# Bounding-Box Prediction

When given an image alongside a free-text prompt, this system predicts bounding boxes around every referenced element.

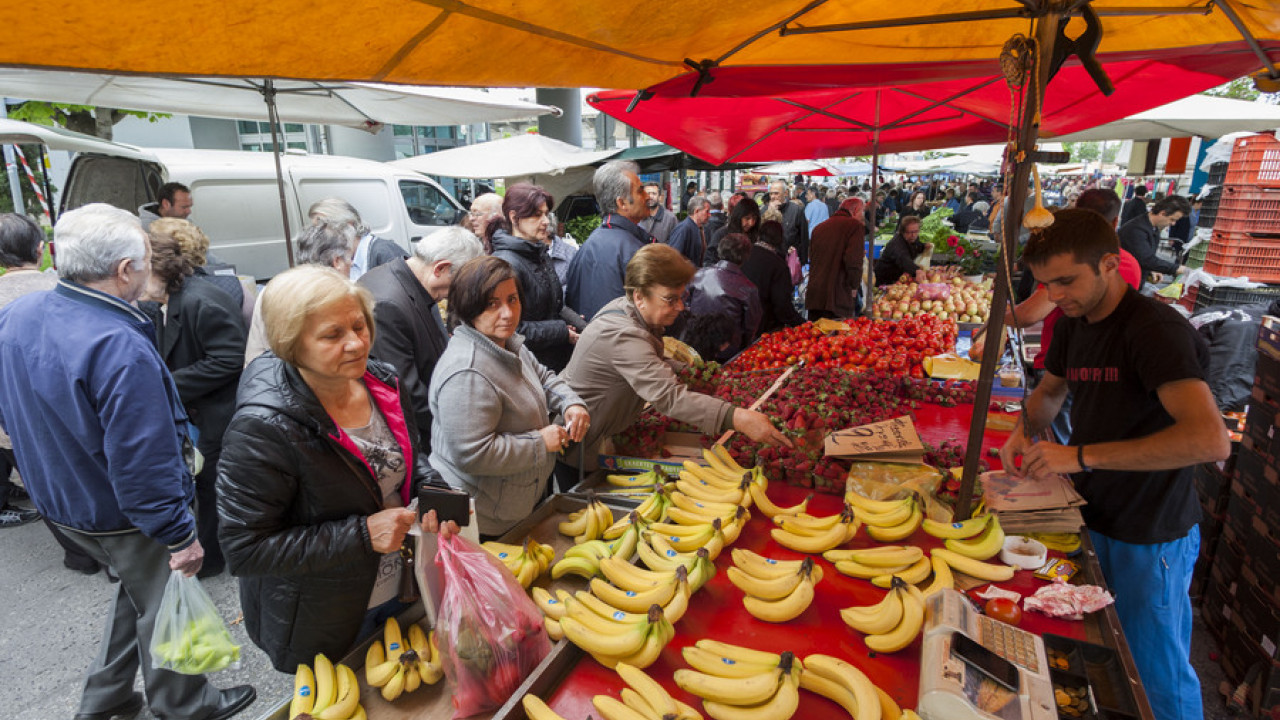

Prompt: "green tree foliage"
[1201,77,1279,104]
[1063,141,1120,164]
[8,101,168,140]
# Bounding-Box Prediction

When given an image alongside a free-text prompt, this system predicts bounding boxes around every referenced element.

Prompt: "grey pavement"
[0,514,290,720]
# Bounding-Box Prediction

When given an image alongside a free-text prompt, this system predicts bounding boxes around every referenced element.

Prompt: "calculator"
[918,589,1057,720]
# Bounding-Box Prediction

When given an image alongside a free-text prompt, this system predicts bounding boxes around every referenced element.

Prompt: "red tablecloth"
[546,402,1083,717]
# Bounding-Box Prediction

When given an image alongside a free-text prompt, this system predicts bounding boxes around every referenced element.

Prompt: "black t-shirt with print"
[1046,286,1209,544]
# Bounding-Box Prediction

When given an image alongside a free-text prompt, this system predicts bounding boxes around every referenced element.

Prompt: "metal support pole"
[954,10,1060,520]
[263,80,296,268]
[866,149,880,315]
[1,101,25,215]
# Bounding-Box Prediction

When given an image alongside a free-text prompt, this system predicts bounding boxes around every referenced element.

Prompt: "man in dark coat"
[703,191,728,262]
[359,226,484,451]
[667,196,710,267]
[806,197,866,319]
[1120,184,1149,226]
[768,180,810,264]
[565,161,653,321]
[1118,194,1190,288]
[742,221,806,335]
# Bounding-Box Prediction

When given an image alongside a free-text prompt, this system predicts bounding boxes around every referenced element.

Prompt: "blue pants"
[1089,527,1201,720]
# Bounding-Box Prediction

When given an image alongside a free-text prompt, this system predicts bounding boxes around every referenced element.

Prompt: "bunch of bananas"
[769,505,860,554]
[675,641,801,720]
[839,577,926,654]
[482,537,556,588]
[667,493,750,543]
[363,618,442,702]
[596,661,704,720]
[289,654,365,720]
[930,548,1016,582]
[636,537,717,591]
[728,552,822,623]
[796,653,884,720]
[530,586,572,640]
[606,466,670,489]
[559,603,674,669]
[847,492,923,543]
[558,494,615,543]
[930,514,1005,561]
[826,546,956,598]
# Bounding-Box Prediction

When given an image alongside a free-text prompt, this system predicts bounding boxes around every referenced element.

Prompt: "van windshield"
[399,180,462,227]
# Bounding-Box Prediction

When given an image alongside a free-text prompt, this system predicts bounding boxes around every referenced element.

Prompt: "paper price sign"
[824,415,925,463]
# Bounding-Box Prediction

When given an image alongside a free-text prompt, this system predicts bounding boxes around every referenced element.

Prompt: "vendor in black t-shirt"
[999,209,1230,720]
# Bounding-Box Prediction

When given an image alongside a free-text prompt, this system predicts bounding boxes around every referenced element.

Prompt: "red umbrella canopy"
[588,44,1269,164]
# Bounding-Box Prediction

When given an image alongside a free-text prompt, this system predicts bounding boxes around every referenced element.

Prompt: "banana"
[637,533,697,573]
[681,646,776,679]
[544,616,565,641]
[876,688,902,720]
[601,613,672,669]
[732,548,807,578]
[565,538,613,561]
[315,664,361,719]
[803,654,882,720]
[686,547,717,592]
[682,464,744,491]
[694,640,787,671]
[522,694,569,720]
[840,585,905,635]
[919,553,955,598]
[561,613,651,658]
[650,520,717,539]
[600,555,673,590]
[635,486,671,524]
[850,499,914,528]
[675,477,746,505]
[516,555,539,588]
[747,482,811,518]
[729,557,814,600]
[930,548,1016,582]
[288,662,315,720]
[922,513,991,540]
[590,575,678,613]
[842,545,925,567]
[770,514,857,554]
[403,662,422,695]
[901,712,923,720]
[557,508,590,537]
[662,568,691,624]
[364,655,401,688]
[720,506,751,545]
[349,705,368,720]
[701,661,799,720]
[775,508,846,531]
[383,617,404,658]
[650,521,716,552]
[418,630,443,685]
[379,664,405,702]
[865,502,922,543]
[710,444,751,476]
[773,516,836,537]
[620,688,659,720]
[798,669,861,718]
[675,666,783,705]
[551,554,602,580]
[666,504,733,527]
[311,653,336,715]
[608,470,659,488]
[571,591,649,625]
[608,525,641,564]
[845,491,912,514]
[531,586,568,620]
[743,574,815,623]
[943,515,1005,560]
[617,661,679,720]
[594,694,654,720]
[833,559,911,580]
[670,490,739,516]
[605,509,648,541]
[864,578,925,654]
[871,555,932,588]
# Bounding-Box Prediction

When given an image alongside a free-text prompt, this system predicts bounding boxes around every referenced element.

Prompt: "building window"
[237,121,315,153]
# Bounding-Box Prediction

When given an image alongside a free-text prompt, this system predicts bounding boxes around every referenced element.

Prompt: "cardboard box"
[1194,461,1231,515]
[1213,526,1246,596]
[1226,478,1264,536]
[1232,574,1280,660]
[1245,386,1279,463]
[1221,614,1271,684]
[1259,353,1280,398]
[1204,576,1234,641]
[597,431,705,473]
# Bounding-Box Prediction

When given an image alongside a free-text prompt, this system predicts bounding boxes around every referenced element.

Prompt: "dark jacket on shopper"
[217,354,447,672]
[806,206,864,316]
[666,217,706,268]
[682,262,763,362]
[359,257,450,451]
[1121,196,1148,226]
[491,230,575,371]
[140,277,246,456]
[781,200,810,264]
[1118,213,1179,281]
[564,213,651,322]
[875,235,926,287]
[741,242,805,334]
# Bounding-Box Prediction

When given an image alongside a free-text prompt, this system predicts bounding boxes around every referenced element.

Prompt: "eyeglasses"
[655,293,683,307]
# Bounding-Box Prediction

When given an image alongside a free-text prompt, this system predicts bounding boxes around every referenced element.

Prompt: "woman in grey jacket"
[428,256,589,538]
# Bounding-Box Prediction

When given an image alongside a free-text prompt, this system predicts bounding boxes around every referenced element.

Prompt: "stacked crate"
[1203,317,1280,717]
[1201,134,1280,285]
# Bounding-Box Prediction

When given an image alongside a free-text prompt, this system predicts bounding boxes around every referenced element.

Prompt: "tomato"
[984,597,1023,626]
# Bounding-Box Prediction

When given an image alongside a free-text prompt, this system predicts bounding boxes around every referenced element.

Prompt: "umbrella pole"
[953,10,1059,520]
[263,79,296,268]
[865,148,879,316]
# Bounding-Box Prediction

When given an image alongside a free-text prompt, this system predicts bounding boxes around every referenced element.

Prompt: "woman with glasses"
[554,244,790,490]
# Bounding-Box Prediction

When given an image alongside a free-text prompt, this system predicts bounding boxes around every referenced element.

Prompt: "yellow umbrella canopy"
[6,1,1278,88]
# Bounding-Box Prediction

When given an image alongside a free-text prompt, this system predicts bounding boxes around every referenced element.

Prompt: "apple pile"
[873,271,994,324]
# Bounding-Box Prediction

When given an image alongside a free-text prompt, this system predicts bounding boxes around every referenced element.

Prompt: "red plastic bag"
[787,247,803,286]
[435,532,550,718]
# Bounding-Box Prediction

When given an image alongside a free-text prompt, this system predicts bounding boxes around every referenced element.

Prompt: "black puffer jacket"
[491,230,574,370]
[216,353,445,672]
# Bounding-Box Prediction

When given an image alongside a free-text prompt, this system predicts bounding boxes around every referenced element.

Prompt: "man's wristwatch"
[1077,444,1092,473]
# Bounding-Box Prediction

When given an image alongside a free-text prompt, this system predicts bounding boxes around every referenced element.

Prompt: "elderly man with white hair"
[309,197,407,281]
[359,226,485,452]
[0,204,257,720]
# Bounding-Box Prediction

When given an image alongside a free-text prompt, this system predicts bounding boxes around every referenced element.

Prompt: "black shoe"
[64,557,102,575]
[0,503,40,528]
[72,691,144,720]
[205,685,256,720]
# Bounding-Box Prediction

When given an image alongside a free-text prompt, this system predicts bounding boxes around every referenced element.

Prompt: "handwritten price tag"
[824,415,924,463]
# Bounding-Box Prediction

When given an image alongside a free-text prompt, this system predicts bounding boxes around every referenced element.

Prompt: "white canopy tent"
[390,133,621,204]
[1048,95,1280,142]
[0,68,557,132]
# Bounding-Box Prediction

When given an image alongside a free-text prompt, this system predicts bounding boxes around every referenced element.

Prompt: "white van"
[58,147,465,279]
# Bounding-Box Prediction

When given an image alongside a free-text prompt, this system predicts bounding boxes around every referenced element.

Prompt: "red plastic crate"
[1225,133,1280,189]
[1204,241,1280,283]
[1215,185,1280,235]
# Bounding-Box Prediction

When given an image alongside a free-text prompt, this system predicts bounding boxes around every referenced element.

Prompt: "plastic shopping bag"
[435,532,550,718]
[150,570,241,674]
